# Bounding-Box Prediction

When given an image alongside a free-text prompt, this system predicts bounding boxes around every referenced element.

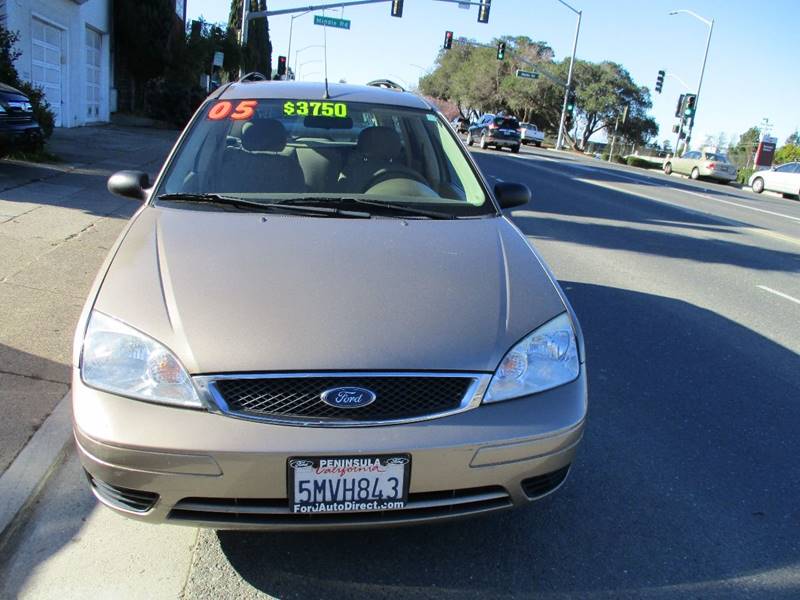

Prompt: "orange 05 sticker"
[208,100,257,121]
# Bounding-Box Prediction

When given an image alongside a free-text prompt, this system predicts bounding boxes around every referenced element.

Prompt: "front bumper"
[0,122,43,147]
[73,371,587,530]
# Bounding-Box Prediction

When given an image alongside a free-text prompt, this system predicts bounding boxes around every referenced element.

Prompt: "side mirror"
[494,182,531,209]
[108,170,151,201]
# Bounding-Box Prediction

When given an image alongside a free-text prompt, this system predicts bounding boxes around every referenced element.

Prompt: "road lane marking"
[757,285,800,306]
[671,188,800,224]
[574,178,746,227]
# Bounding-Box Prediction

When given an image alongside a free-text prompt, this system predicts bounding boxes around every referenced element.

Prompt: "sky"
[187,0,799,149]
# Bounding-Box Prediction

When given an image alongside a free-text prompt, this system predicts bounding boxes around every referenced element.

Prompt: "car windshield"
[494,117,519,129]
[156,98,493,217]
[703,152,729,162]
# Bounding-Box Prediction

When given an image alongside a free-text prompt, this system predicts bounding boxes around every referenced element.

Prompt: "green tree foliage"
[785,130,799,146]
[727,126,760,169]
[419,39,656,149]
[0,25,55,140]
[228,0,272,78]
[774,144,800,164]
[115,0,177,85]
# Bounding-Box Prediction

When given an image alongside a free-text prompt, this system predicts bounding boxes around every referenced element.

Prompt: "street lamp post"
[298,59,323,80]
[294,45,324,78]
[555,0,582,151]
[669,9,714,153]
[286,10,313,80]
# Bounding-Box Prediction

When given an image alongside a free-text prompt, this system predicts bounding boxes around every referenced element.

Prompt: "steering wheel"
[362,166,430,193]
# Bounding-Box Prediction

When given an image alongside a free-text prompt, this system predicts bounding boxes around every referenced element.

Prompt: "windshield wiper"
[156,193,371,218]
[278,197,457,220]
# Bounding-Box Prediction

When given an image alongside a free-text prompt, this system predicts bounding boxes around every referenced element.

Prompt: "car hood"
[93,208,567,374]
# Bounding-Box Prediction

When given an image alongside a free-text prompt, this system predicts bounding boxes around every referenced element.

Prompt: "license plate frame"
[287,454,411,514]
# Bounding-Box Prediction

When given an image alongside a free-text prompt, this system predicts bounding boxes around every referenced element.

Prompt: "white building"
[0,0,111,127]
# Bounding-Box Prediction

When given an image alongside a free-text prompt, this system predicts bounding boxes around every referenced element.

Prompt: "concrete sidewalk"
[0,448,198,600]
[0,124,177,476]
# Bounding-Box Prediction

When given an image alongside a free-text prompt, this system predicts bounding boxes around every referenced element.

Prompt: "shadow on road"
[215,282,800,599]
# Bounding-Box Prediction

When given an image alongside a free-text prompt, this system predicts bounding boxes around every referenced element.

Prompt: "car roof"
[215,81,434,111]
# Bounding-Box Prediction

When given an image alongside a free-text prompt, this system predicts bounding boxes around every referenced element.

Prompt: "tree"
[786,130,799,146]
[774,144,800,164]
[114,0,178,109]
[662,139,672,153]
[727,126,760,168]
[419,38,656,149]
[228,0,272,78]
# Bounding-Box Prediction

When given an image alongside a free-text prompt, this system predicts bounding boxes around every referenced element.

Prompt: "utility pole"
[556,1,581,151]
[669,10,714,152]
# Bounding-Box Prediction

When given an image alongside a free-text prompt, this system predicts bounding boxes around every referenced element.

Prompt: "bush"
[14,81,54,139]
[626,156,655,169]
[0,25,56,143]
[144,77,206,127]
[737,167,754,185]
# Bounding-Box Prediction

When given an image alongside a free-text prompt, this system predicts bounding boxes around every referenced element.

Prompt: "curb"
[0,391,72,546]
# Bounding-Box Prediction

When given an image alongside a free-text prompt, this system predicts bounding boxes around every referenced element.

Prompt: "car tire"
[480,135,487,150]
[466,133,474,147]
[664,162,672,175]
[751,177,764,193]
[690,167,700,180]
[535,141,542,147]
[511,145,520,153]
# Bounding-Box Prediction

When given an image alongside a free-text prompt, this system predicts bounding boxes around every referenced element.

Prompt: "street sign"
[313,15,351,29]
[458,1,470,7]
[516,69,539,80]
[212,52,224,67]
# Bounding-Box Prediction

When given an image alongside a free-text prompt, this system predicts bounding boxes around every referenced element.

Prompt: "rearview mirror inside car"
[494,182,531,209]
[108,170,151,201]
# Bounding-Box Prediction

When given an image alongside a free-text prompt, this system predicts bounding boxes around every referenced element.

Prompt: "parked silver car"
[664,150,737,183]
[73,81,587,529]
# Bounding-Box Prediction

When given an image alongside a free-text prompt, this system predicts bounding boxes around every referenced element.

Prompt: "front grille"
[168,486,511,526]
[520,466,571,499]
[211,375,475,423]
[86,471,159,513]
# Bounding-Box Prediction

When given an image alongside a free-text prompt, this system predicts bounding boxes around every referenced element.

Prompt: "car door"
[767,163,796,193]
[672,151,691,174]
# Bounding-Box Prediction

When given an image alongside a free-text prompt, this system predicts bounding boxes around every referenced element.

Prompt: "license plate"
[288,455,410,514]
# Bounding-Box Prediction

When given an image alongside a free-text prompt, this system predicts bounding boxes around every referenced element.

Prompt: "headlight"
[484,313,580,403]
[80,311,201,408]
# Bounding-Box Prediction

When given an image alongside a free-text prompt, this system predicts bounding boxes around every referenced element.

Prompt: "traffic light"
[390,0,403,17]
[655,69,665,94]
[277,56,287,77]
[496,42,506,60]
[566,89,576,113]
[443,30,453,50]
[684,93,697,118]
[675,93,686,118]
[477,0,491,24]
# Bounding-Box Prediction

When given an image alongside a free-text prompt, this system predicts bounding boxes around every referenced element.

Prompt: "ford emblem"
[320,387,377,409]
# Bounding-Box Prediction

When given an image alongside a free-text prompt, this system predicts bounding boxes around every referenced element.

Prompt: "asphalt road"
[2,146,799,599]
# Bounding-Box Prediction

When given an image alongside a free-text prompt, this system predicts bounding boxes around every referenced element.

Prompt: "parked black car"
[0,83,43,156]
[467,114,521,153]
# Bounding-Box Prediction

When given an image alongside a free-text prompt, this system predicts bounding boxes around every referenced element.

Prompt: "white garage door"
[85,28,101,121]
[31,19,63,127]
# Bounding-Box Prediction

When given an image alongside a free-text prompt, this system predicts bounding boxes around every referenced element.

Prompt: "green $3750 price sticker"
[283,100,348,118]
